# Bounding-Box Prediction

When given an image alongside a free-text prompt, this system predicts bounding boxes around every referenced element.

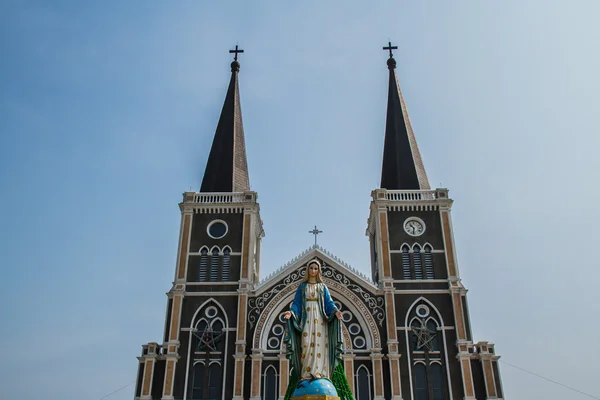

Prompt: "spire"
[380,42,430,190]
[200,45,250,193]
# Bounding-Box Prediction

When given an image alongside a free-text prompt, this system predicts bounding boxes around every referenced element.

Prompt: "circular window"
[348,323,361,335]
[205,306,218,318]
[353,336,366,349]
[272,324,284,336]
[279,312,288,323]
[416,305,430,318]
[207,220,228,239]
[342,311,353,323]
[268,337,280,349]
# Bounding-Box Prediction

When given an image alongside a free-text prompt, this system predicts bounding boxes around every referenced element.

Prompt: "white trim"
[207,219,229,239]
[262,364,279,400]
[390,249,444,253]
[356,364,372,400]
[394,290,450,294]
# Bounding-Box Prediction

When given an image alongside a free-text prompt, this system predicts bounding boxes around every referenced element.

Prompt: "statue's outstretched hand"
[335,310,343,320]
[284,311,292,320]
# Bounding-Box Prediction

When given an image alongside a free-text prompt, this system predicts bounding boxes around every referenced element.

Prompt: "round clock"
[404,217,425,236]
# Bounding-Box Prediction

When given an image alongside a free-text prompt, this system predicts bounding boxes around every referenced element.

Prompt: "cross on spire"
[309,225,323,246]
[229,44,244,61]
[383,41,398,58]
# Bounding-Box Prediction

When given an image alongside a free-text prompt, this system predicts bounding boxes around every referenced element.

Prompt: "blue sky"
[1,1,599,399]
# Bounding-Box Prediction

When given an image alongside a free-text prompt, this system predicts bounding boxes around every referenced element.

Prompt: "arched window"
[402,245,411,280]
[430,363,445,400]
[263,366,278,400]
[222,248,231,281]
[413,245,423,280]
[424,245,434,279]
[427,319,440,352]
[199,248,208,281]
[208,362,222,399]
[356,365,371,400]
[192,363,205,399]
[209,248,219,282]
[414,363,428,400]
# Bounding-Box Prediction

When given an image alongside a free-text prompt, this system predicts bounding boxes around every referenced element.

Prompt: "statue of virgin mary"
[283,259,353,400]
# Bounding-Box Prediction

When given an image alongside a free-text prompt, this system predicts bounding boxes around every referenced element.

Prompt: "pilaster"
[477,341,499,399]
[279,352,289,400]
[250,349,264,400]
[161,284,184,400]
[137,342,159,400]
[370,349,385,400]
[457,342,476,400]
[343,353,355,395]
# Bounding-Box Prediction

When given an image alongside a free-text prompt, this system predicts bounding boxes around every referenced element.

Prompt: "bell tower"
[367,43,504,400]
[134,47,264,400]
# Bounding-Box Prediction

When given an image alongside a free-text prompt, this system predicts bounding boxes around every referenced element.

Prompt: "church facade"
[133,47,504,400]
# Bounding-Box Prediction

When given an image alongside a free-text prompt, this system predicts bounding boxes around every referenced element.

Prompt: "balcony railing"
[183,191,258,204]
[372,189,447,202]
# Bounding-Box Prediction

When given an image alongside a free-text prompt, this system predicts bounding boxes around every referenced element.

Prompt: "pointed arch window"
[199,248,208,281]
[409,307,448,400]
[413,245,423,280]
[414,363,428,400]
[209,248,219,282]
[402,245,411,280]
[356,365,372,400]
[430,363,445,400]
[191,304,227,400]
[192,363,205,399]
[424,245,434,279]
[263,365,278,400]
[222,248,231,281]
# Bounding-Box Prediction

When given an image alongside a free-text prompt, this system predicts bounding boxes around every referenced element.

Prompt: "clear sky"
[1,1,599,399]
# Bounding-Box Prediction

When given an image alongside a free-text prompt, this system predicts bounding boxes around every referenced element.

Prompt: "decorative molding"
[257,244,374,287]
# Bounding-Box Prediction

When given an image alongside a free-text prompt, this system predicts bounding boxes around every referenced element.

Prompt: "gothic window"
[191,362,222,399]
[402,245,411,280]
[263,365,278,400]
[413,245,423,279]
[209,248,219,282]
[208,362,222,399]
[191,363,205,399]
[199,248,208,281]
[409,304,448,400]
[222,248,230,281]
[356,365,372,400]
[424,245,434,279]
[402,244,435,280]
[430,363,445,400]
[191,303,227,400]
[414,363,428,400]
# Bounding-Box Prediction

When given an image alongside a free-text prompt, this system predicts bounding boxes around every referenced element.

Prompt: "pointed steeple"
[380,42,430,190]
[200,46,250,193]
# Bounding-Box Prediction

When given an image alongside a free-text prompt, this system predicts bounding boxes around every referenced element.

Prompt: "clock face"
[404,218,425,236]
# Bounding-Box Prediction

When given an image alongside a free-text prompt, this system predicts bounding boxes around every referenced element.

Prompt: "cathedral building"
[133,45,504,400]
